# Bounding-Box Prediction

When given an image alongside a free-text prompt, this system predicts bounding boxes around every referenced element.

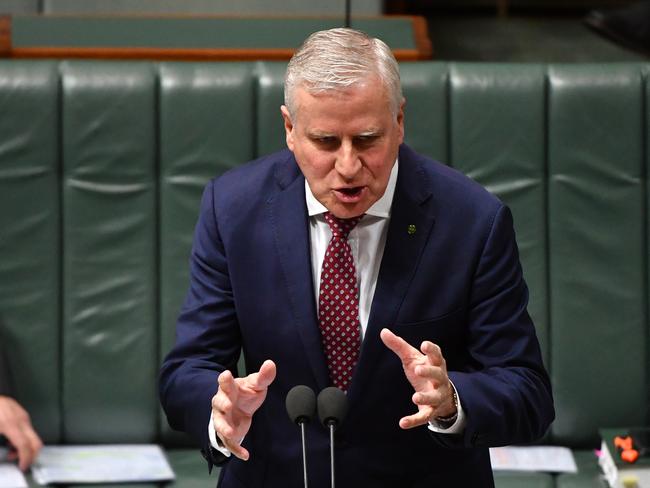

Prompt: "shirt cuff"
[427,381,466,434]
[208,415,232,458]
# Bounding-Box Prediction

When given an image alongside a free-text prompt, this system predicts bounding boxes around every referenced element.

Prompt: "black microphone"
[317,387,349,488]
[286,385,317,488]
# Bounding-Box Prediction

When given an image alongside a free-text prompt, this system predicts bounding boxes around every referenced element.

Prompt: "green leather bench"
[0,60,648,487]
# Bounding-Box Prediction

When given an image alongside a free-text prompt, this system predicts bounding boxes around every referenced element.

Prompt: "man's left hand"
[380,328,456,429]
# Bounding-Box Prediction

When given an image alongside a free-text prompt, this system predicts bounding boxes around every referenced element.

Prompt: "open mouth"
[334,186,365,203]
[338,187,363,197]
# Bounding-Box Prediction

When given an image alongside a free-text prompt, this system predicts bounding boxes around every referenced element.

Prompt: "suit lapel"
[268,156,330,390]
[347,147,437,403]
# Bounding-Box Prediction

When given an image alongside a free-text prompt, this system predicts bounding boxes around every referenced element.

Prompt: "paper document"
[490,445,578,473]
[0,448,27,488]
[0,465,28,488]
[31,445,175,484]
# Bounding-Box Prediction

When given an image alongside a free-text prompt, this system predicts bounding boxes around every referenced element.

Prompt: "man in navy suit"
[160,28,554,487]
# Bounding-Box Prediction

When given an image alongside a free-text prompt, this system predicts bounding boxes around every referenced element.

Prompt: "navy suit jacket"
[159,144,554,487]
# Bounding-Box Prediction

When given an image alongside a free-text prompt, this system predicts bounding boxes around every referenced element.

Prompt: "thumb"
[248,360,276,390]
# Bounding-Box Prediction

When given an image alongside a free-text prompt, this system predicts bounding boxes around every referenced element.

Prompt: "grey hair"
[284,28,403,118]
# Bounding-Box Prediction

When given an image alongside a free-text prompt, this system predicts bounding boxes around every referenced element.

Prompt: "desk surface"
[1,15,432,61]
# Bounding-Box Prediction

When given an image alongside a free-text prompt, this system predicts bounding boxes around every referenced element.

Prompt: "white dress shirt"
[210,159,464,455]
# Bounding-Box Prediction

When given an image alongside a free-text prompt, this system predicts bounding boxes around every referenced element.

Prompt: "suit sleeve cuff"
[208,415,232,458]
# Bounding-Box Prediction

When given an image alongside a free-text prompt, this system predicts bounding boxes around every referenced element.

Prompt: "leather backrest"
[158,62,256,445]
[60,62,158,442]
[0,61,61,442]
[547,65,647,446]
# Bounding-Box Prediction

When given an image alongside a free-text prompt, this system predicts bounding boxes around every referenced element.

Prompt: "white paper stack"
[31,445,175,485]
[0,465,28,488]
[490,445,578,473]
[0,448,27,488]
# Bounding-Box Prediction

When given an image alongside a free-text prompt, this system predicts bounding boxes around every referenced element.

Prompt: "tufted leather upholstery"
[1,60,647,487]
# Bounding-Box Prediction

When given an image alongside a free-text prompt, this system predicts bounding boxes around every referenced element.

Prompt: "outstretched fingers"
[399,407,434,430]
[380,328,420,363]
[246,360,277,391]
[220,433,250,461]
[217,369,236,394]
[211,360,278,461]
[421,341,443,367]
[380,329,454,430]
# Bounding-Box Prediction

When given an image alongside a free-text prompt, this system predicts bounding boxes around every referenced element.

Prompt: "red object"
[621,449,639,463]
[615,435,640,464]
[319,212,363,392]
[615,436,634,451]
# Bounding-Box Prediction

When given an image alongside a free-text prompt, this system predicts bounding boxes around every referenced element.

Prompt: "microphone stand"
[317,387,347,488]
[286,384,316,488]
[301,422,309,488]
[328,422,336,488]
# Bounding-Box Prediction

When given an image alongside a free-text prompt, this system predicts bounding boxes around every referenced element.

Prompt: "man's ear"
[396,98,406,144]
[280,105,295,151]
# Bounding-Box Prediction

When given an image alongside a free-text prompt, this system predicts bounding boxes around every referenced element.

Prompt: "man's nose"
[334,142,362,179]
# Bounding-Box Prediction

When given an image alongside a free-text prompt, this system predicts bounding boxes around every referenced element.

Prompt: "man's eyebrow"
[307,130,337,138]
[357,129,383,137]
[306,129,383,138]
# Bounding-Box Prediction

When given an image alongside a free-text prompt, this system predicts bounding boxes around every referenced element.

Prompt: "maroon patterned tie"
[318,212,363,392]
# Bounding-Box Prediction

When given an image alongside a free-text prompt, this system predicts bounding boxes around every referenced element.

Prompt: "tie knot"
[324,212,362,239]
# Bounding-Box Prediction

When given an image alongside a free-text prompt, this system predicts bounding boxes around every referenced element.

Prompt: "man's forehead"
[292,83,392,121]
[296,77,388,104]
[298,72,383,94]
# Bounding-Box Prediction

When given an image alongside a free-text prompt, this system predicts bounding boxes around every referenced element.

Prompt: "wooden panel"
[0,15,11,56]
[2,14,432,61]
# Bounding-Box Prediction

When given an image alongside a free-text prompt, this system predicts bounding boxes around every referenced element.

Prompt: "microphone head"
[286,385,317,425]
[317,387,348,428]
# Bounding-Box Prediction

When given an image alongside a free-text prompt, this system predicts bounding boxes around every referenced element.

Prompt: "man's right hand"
[0,395,43,471]
[211,359,276,461]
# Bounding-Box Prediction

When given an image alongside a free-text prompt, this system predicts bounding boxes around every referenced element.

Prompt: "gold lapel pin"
[407,224,416,235]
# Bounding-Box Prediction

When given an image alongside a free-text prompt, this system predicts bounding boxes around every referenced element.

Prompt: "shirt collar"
[304,159,399,218]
